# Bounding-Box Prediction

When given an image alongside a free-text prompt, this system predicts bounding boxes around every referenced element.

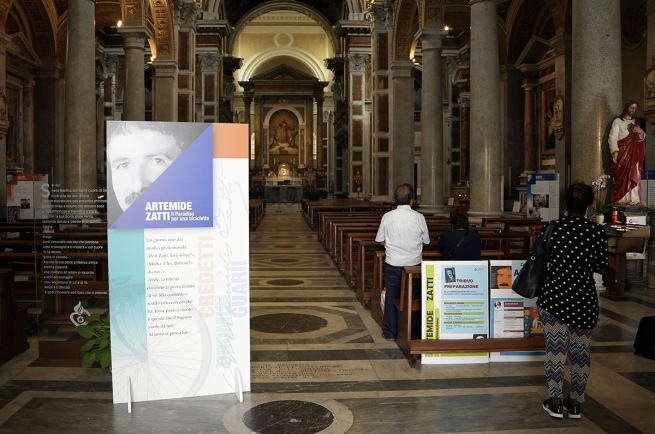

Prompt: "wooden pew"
[369,249,504,324]
[0,268,30,364]
[395,266,545,367]
[249,199,266,231]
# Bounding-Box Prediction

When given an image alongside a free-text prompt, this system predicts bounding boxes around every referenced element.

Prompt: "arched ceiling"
[225,0,343,24]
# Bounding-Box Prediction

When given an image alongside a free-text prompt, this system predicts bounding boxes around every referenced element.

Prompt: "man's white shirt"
[375,205,430,266]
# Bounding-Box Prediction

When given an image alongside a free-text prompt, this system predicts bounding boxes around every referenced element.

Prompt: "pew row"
[394,266,545,367]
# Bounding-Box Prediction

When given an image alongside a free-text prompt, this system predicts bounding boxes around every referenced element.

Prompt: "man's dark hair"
[621,100,638,119]
[107,121,188,151]
[393,183,414,205]
[565,182,594,215]
[450,213,470,230]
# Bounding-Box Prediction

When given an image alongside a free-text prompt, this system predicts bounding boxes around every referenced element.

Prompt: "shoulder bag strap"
[543,221,555,253]
[445,231,469,260]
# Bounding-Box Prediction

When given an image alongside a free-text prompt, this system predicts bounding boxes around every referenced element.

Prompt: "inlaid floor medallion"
[267,279,304,286]
[242,400,334,434]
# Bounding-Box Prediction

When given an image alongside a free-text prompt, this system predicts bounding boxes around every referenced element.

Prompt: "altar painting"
[269,110,299,155]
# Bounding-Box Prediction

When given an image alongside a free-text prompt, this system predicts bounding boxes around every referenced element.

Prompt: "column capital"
[103,53,118,73]
[243,95,253,105]
[151,60,178,78]
[549,32,572,57]
[197,52,221,71]
[389,60,414,78]
[347,53,370,71]
[459,92,470,108]
[414,27,448,51]
[365,0,393,30]
[315,96,325,105]
[254,95,263,103]
[118,26,152,49]
[174,0,201,29]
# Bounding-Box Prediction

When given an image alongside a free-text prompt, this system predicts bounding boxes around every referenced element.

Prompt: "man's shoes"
[563,399,581,419]
[543,398,563,419]
[381,333,396,341]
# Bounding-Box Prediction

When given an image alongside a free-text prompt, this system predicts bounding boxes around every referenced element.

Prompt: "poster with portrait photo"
[106,121,213,228]
[107,123,252,404]
[422,261,489,365]
[527,173,559,221]
[489,260,545,362]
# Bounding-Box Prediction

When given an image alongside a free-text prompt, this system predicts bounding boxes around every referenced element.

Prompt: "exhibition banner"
[6,174,51,221]
[527,173,559,221]
[421,261,489,365]
[107,122,250,404]
[489,260,545,362]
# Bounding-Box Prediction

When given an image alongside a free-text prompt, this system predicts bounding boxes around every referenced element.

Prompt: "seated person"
[436,213,482,260]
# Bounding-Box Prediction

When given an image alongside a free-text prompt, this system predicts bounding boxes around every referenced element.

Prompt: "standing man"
[609,100,646,204]
[376,184,430,341]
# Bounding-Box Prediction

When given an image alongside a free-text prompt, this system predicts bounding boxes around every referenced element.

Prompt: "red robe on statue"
[610,119,645,203]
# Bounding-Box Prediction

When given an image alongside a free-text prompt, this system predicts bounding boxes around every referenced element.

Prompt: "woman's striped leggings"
[538,307,593,402]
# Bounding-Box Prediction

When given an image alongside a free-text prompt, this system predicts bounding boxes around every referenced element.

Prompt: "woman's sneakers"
[543,398,563,418]
[563,399,582,419]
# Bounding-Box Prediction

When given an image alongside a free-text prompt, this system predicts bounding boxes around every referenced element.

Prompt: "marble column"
[63,0,96,190]
[571,0,621,186]
[416,27,447,212]
[34,64,63,179]
[305,96,313,168]
[119,27,151,121]
[550,33,571,213]
[254,96,263,169]
[22,79,34,173]
[645,0,655,171]
[151,60,177,121]
[390,60,415,188]
[459,92,470,182]
[316,96,325,172]
[500,65,524,202]
[243,96,252,165]
[521,74,538,174]
[0,32,10,216]
[468,0,502,218]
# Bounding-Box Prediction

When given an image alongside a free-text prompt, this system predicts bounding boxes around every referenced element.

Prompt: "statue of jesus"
[609,100,646,204]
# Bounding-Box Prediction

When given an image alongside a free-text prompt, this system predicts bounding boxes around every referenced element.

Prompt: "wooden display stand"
[603,224,650,301]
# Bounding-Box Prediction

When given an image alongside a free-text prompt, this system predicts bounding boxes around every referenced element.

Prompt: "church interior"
[1,0,655,433]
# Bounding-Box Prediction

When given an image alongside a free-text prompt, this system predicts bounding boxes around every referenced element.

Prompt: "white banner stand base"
[127,376,132,413]
[233,367,243,402]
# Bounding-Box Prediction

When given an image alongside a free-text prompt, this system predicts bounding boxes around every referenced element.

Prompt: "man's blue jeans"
[383,264,421,340]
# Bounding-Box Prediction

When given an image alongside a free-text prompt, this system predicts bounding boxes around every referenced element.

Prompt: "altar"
[265,185,303,203]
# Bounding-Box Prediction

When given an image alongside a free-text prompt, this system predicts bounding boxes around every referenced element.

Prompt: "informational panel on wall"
[421,261,489,365]
[107,122,250,404]
[527,173,559,221]
[489,260,545,362]
[6,174,51,221]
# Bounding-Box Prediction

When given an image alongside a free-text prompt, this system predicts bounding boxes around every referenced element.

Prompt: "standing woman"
[538,182,608,419]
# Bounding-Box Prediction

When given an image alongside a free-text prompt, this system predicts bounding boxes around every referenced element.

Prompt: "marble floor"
[2,205,655,433]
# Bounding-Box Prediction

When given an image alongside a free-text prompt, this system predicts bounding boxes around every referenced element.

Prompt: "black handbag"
[512,221,555,299]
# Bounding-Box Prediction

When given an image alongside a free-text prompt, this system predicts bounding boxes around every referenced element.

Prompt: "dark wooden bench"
[0,268,30,364]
